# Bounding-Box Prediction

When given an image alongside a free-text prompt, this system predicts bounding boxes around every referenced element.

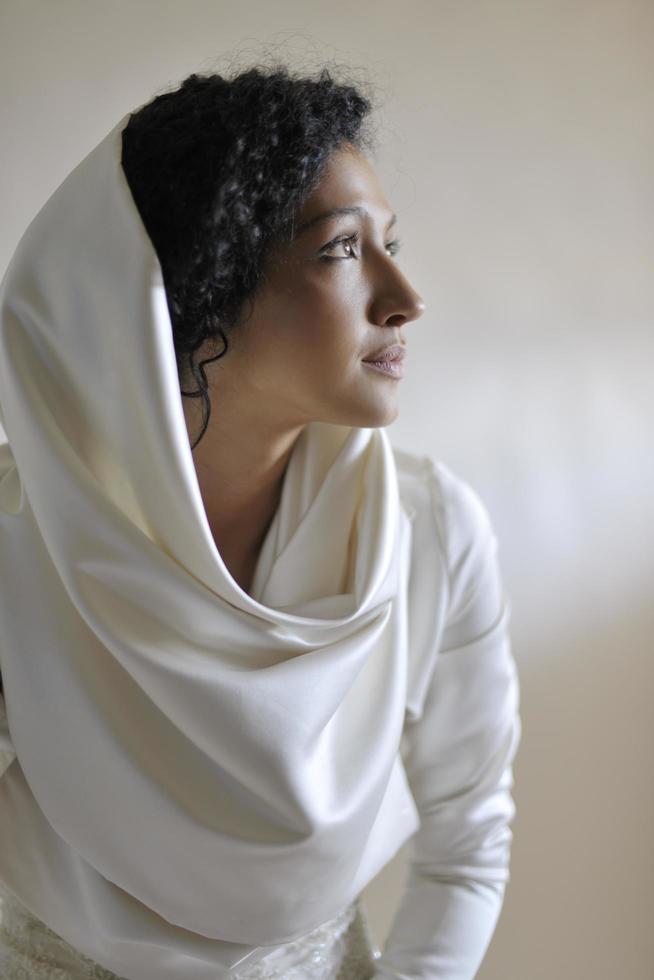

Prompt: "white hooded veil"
[0,112,421,978]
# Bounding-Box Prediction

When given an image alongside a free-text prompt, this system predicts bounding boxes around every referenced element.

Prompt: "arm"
[372,462,522,980]
[0,681,17,778]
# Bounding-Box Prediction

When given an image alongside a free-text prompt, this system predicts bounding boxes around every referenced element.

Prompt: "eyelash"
[320,231,402,261]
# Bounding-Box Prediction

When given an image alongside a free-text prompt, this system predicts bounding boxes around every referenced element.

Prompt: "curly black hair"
[120,62,378,450]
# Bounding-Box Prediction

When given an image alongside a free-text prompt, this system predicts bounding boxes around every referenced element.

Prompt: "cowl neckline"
[0,111,413,956]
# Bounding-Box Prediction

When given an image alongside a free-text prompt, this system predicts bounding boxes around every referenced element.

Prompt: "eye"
[319,232,403,261]
[320,232,360,260]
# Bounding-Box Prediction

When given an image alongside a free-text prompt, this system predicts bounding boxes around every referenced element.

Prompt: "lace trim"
[0,879,381,979]
[230,899,380,979]
[0,881,125,980]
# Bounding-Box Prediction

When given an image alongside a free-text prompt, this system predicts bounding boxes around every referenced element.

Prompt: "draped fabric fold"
[0,114,422,978]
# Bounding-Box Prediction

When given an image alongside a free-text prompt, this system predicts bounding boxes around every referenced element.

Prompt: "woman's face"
[194,142,425,434]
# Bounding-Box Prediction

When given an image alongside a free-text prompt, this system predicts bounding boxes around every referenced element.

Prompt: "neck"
[183,396,306,566]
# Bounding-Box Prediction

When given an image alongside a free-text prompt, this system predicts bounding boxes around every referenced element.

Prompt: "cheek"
[294,321,362,383]
[252,276,364,379]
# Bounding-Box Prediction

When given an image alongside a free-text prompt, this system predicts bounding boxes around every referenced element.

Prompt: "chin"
[332,398,400,430]
[369,404,400,428]
[310,378,401,429]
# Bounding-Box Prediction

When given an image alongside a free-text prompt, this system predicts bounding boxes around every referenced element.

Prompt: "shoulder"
[392,445,507,719]
[392,445,497,572]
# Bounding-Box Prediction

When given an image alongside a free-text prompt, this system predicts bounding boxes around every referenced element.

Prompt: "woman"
[0,64,521,979]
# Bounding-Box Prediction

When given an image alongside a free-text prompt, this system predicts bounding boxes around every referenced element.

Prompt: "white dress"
[0,877,381,980]
[0,108,522,980]
[0,451,521,980]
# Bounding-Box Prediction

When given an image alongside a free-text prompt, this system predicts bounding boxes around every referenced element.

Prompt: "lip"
[362,359,405,379]
[362,344,406,363]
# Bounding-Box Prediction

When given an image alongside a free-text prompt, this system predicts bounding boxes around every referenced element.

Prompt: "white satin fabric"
[0,878,380,980]
[0,112,521,980]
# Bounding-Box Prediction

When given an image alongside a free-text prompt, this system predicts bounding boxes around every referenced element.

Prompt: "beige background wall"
[1,2,652,977]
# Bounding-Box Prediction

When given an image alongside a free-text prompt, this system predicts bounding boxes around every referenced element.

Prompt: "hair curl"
[120,62,378,450]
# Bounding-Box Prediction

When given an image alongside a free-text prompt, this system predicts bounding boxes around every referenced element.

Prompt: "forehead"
[295,145,391,225]
[260,147,394,277]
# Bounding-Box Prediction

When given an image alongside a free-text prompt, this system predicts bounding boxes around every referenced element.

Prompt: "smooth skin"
[182,142,426,594]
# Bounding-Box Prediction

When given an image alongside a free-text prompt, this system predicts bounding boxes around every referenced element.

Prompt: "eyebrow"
[293,206,397,238]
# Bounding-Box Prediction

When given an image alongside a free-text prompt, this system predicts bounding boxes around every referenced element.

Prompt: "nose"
[373,267,426,329]
[387,291,425,328]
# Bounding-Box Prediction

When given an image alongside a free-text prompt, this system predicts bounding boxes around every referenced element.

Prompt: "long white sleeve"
[372,463,522,980]
[0,684,17,778]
